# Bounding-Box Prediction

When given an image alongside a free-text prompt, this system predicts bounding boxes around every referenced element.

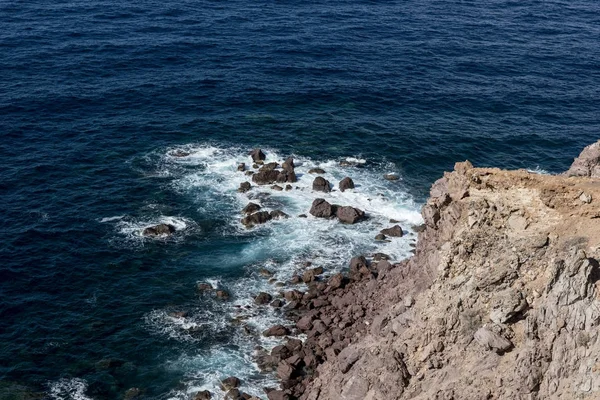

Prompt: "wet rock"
[215,290,230,300]
[298,214,307,218]
[282,157,295,172]
[255,292,273,305]
[308,168,326,174]
[259,162,279,171]
[221,376,241,391]
[193,390,212,400]
[238,182,252,193]
[124,388,141,399]
[197,282,214,292]
[375,233,386,241]
[258,268,274,278]
[380,225,403,237]
[242,202,261,215]
[249,148,266,162]
[252,170,280,185]
[290,275,302,284]
[372,252,390,261]
[170,149,191,157]
[276,170,297,183]
[270,210,289,220]
[336,206,365,224]
[169,311,188,318]
[271,299,284,308]
[241,211,272,227]
[309,198,335,218]
[142,223,176,237]
[384,173,400,181]
[312,177,331,193]
[263,325,290,337]
[277,361,295,380]
[339,177,355,192]
[285,184,292,191]
[271,184,283,191]
[237,163,246,172]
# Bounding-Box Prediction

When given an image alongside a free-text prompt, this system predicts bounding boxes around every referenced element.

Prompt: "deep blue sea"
[1,0,599,398]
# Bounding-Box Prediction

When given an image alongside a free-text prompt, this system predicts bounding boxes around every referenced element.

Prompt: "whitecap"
[48,378,93,400]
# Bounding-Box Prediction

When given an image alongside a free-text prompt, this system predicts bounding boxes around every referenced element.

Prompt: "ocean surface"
[1,0,599,398]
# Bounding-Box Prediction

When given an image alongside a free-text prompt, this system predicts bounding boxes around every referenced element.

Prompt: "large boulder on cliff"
[338,177,355,192]
[564,140,600,178]
[312,177,331,193]
[336,206,365,224]
[309,199,335,218]
[252,169,280,185]
[142,223,176,237]
[249,148,266,162]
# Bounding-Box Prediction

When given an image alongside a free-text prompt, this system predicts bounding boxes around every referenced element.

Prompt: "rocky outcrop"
[339,177,355,192]
[275,143,600,400]
[312,177,331,193]
[142,223,176,237]
[564,140,600,178]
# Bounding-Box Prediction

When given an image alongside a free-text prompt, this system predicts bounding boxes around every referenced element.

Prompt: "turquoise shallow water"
[1,0,599,398]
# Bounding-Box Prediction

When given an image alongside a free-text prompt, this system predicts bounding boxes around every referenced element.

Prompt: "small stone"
[237,163,246,172]
[380,225,403,237]
[285,184,292,191]
[384,173,399,181]
[375,234,386,241]
[308,168,326,174]
[271,185,283,191]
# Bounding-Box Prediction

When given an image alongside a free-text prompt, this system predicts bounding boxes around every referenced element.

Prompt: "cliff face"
[303,145,600,400]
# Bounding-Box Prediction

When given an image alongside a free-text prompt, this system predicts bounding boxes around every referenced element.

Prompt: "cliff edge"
[296,141,600,400]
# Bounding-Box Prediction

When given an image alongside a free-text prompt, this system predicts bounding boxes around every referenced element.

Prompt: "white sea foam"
[144,144,423,398]
[49,378,93,400]
[106,215,196,246]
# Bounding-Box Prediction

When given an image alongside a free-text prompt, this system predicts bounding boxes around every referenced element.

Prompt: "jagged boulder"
[242,202,261,215]
[336,206,365,224]
[312,177,331,193]
[252,169,280,185]
[142,223,176,237]
[339,177,355,192]
[309,198,335,218]
[564,140,600,178]
[380,225,403,237]
[241,211,272,227]
[238,181,252,193]
[249,148,266,162]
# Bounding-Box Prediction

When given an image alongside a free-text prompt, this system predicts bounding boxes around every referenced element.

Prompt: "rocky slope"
[265,142,600,400]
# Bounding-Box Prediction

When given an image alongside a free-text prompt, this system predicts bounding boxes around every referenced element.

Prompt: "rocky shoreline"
[190,141,600,400]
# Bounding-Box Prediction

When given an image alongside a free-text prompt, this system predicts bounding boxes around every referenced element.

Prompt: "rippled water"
[1,0,599,398]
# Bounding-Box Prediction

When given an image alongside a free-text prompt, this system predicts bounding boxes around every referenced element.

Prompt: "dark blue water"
[1,0,599,398]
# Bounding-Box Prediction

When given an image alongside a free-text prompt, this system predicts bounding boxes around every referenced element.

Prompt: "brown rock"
[564,140,600,177]
[193,390,212,400]
[238,182,252,193]
[254,292,273,305]
[339,177,355,192]
[263,325,290,337]
[309,198,335,218]
[215,290,230,300]
[249,148,266,162]
[241,211,272,227]
[220,376,241,391]
[336,206,365,224]
[282,157,295,172]
[237,163,246,172]
[380,225,403,237]
[252,169,280,185]
[312,177,331,193]
[270,210,289,220]
[308,168,326,174]
[383,173,399,181]
[142,223,176,237]
[242,202,261,215]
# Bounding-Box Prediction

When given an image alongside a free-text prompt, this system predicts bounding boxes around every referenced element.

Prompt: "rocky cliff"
[282,142,600,400]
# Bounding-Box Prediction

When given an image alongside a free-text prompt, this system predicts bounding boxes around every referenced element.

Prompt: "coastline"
[244,141,600,400]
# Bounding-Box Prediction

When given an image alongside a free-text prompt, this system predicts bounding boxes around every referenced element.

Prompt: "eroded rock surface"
[287,146,600,400]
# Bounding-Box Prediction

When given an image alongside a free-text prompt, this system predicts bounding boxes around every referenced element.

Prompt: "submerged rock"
[241,211,272,227]
[142,223,176,237]
[238,181,252,193]
[308,168,326,174]
[242,202,261,215]
[383,173,399,181]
